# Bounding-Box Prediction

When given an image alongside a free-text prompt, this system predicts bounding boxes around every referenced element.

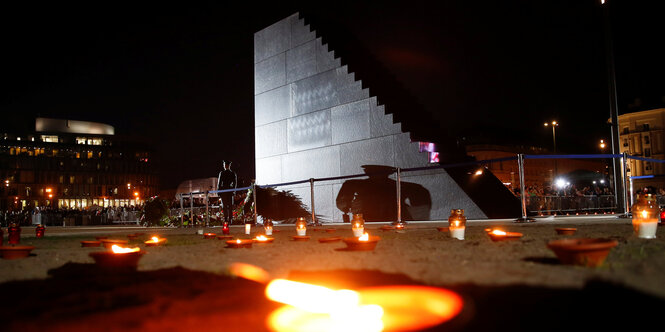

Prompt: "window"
[623,127,629,134]
[41,135,58,143]
[76,137,87,144]
[646,162,652,171]
[643,124,650,131]
[644,136,650,144]
[644,148,651,157]
[429,152,440,163]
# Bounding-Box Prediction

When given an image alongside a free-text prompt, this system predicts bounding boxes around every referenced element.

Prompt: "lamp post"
[544,121,558,153]
[601,0,625,213]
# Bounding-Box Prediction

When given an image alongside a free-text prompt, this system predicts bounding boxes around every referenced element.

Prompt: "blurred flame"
[150,236,159,243]
[490,230,507,236]
[453,220,460,227]
[236,239,242,244]
[266,279,384,332]
[359,233,369,241]
[256,235,268,241]
[111,245,140,253]
[228,262,271,284]
[641,210,648,218]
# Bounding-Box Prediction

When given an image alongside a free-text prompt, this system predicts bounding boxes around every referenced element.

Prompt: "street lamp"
[544,121,558,153]
[599,139,606,150]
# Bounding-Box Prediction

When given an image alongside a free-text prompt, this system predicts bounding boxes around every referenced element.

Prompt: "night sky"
[2,0,664,190]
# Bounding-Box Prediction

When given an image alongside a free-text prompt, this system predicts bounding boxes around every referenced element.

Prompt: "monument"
[254,13,520,222]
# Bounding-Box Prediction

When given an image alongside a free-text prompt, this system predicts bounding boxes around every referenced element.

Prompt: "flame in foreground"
[266,279,383,332]
[150,236,160,243]
[641,210,648,219]
[236,239,242,244]
[490,230,507,236]
[111,245,140,253]
[228,262,271,284]
[359,233,369,241]
[256,235,268,241]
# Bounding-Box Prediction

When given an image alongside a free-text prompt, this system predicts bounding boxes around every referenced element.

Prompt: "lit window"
[419,142,435,153]
[91,138,102,145]
[41,135,59,143]
[76,137,87,144]
[429,152,440,163]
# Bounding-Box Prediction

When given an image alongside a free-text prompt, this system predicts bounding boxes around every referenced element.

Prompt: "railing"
[525,195,616,215]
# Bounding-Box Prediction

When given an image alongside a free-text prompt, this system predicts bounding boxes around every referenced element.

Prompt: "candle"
[245,224,251,235]
[351,214,365,237]
[342,233,380,251]
[225,239,253,248]
[203,232,217,239]
[145,236,167,246]
[35,224,45,238]
[0,245,36,260]
[449,220,465,240]
[89,245,144,269]
[296,217,307,236]
[8,223,21,244]
[264,218,274,235]
[487,229,523,242]
[222,222,230,235]
[631,194,658,239]
[266,280,463,332]
[253,235,274,243]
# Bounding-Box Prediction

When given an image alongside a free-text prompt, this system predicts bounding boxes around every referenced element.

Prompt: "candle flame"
[236,239,242,244]
[229,262,271,283]
[265,279,384,331]
[359,233,369,241]
[490,230,507,236]
[641,210,648,218]
[454,220,460,227]
[150,236,159,242]
[256,235,268,241]
[111,245,140,253]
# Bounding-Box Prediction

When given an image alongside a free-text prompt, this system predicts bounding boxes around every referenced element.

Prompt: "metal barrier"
[171,153,665,226]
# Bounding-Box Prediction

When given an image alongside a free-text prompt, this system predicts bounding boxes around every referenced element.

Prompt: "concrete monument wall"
[254,13,487,222]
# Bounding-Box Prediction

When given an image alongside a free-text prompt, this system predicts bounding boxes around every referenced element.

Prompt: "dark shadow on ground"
[336,165,431,221]
[522,256,561,265]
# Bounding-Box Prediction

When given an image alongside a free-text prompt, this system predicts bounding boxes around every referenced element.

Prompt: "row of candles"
[0,223,46,246]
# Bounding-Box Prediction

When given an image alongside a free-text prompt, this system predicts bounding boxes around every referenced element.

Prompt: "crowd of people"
[0,205,144,227]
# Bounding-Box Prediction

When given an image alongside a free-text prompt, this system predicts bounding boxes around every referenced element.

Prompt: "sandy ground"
[2,216,665,331]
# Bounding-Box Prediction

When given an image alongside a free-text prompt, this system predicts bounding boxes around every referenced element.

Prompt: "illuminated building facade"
[618,108,665,188]
[0,118,158,211]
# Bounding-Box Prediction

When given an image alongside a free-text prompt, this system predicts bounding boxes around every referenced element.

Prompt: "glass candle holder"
[351,213,365,237]
[264,218,273,236]
[35,224,45,238]
[448,209,466,240]
[8,223,21,244]
[222,221,230,235]
[295,217,307,236]
[631,194,658,239]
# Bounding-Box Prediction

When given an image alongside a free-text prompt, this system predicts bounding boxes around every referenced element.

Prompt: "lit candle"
[245,224,251,235]
[145,236,167,246]
[264,218,273,236]
[351,214,365,237]
[296,217,307,236]
[254,235,274,243]
[449,220,465,240]
[487,229,523,242]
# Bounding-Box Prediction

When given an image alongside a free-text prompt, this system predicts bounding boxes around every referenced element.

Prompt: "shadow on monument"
[336,165,431,222]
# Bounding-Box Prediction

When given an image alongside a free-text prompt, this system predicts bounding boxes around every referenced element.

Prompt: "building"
[253,13,520,221]
[618,108,665,189]
[0,118,158,211]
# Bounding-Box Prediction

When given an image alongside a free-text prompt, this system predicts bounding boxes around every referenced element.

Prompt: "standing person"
[217,160,237,225]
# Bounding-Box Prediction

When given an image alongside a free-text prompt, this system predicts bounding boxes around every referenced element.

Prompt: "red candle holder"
[35,224,45,238]
[100,239,129,249]
[342,235,380,251]
[225,239,253,248]
[81,240,102,247]
[318,236,342,243]
[547,238,618,267]
[0,245,35,260]
[555,228,577,235]
[253,235,275,243]
[203,233,217,239]
[8,223,21,244]
[291,235,310,241]
[222,222,230,235]
[89,248,144,269]
[217,235,233,240]
[487,229,523,242]
[144,237,167,247]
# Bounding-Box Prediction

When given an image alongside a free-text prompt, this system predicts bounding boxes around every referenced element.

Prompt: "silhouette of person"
[217,160,237,225]
[336,165,431,222]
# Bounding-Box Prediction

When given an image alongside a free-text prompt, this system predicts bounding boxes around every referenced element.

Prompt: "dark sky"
[2,0,664,189]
